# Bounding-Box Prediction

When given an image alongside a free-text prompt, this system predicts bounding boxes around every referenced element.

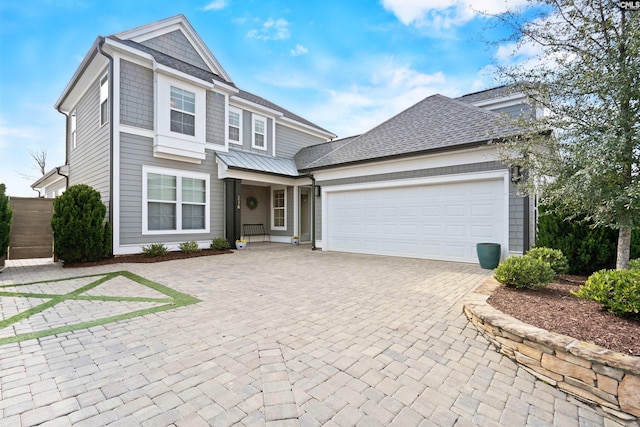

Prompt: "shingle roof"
[301,94,526,170]
[294,136,359,170]
[113,37,331,135]
[217,150,300,177]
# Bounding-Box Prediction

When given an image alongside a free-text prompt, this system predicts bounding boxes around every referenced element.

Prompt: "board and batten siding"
[119,132,225,246]
[68,70,111,214]
[275,124,327,158]
[120,59,154,130]
[206,91,225,147]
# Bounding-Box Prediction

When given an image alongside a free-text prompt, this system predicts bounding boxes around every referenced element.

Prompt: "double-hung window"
[252,114,266,150]
[71,110,77,149]
[170,86,195,136]
[228,106,242,145]
[271,187,286,230]
[100,74,109,126]
[144,167,209,234]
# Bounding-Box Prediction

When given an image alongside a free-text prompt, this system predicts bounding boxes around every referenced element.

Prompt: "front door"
[299,187,311,242]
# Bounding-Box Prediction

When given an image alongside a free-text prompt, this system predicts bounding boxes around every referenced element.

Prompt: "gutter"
[56,166,69,191]
[97,37,115,256]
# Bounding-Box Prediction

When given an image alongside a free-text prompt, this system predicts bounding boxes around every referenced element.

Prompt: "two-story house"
[33,14,536,263]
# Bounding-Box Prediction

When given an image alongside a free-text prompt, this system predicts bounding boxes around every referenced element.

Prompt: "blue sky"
[0,0,536,197]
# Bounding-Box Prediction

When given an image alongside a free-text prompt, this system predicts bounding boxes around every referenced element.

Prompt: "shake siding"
[275,124,326,158]
[206,91,225,146]
[120,59,154,129]
[68,73,111,214]
[140,30,210,72]
[119,132,225,245]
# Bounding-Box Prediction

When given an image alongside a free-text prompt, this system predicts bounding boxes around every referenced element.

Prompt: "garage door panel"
[326,178,505,263]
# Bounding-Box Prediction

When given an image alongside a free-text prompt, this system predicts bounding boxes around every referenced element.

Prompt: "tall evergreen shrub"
[536,205,639,275]
[51,184,110,263]
[0,184,12,258]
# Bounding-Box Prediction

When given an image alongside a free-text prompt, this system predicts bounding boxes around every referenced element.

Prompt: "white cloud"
[381,0,530,29]
[247,18,290,41]
[202,0,227,11]
[290,44,308,56]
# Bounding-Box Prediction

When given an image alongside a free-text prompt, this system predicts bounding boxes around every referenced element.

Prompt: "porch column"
[224,178,242,247]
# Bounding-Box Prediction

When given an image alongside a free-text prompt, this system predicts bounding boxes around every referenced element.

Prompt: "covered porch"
[216,150,318,248]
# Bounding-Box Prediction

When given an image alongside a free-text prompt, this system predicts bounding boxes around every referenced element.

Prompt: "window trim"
[252,113,267,151]
[71,110,77,149]
[100,73,109,127]
[271,186,287,231]
[227,106,243,145]
[142,166,210,235]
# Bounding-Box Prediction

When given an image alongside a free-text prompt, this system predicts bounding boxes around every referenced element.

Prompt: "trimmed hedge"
[574,269,640,318]
[536,206,640,274]
[526,247,569,274]
[51,184,110,263]
[494,256,555,289]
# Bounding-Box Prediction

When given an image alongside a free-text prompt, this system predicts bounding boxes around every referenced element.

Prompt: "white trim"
[272,117,276,157]
[321,170,510,261]
[469,92,526,108]
[120,125,154,139]
[215,158,310,186]
[230,95,283,118]
[312,145,500,182]
[99,72,109,127]
[227,105,243,146]
[277,116,336,140]
[212,80,239,95]
[293,186,299,237]
[112,57,122,256]
[71,110,77,149]
[270,186,287,231]
[252,113,267,151]
[141,166,210,235]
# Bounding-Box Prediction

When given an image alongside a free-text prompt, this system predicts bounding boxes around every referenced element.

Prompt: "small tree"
[495,0,640,269]
[51,184,110,263]
[0,184,13,259]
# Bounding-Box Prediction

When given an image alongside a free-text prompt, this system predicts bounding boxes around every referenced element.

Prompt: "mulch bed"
[487,275,640,356]
[63,249,232,268]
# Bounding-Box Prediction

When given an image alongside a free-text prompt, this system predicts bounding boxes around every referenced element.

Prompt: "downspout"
[97,37,114,255]
[56,166,69,191]
[308,173,317,250]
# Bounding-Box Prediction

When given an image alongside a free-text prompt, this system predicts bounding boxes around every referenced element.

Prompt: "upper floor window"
[100,74,109,126]
[228,106,242,145]
[170,86,195,136]
[71,110,77,149]
[252,114,266,150]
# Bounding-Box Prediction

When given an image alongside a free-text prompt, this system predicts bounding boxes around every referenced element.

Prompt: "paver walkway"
[0,245,628,426]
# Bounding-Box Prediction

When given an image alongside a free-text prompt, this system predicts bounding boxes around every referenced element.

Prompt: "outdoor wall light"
[511,165,523,183]
[315,186,321,197]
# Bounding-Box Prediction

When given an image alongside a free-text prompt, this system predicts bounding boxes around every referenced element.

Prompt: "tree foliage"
[0,184,13,258]
[51,184,110,263]
[495,0,640,269]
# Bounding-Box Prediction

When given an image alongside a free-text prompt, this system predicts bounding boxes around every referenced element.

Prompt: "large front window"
[271,187,286,230]
[170,86,195,136]
[143,167,209,234]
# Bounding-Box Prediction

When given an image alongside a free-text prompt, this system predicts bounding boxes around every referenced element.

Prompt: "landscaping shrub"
[179,240,200,253]
[51,184,110,263]
[210,237,230,251]
[142,243,168,257]
[0,183,12,259]
[535,205,640,274]
[526,247,569,274]
[573,269,640,318]
[630,258,640,271]
[494,256,555,289]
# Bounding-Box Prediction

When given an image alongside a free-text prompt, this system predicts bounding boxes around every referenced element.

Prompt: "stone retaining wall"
[463,279,640,423]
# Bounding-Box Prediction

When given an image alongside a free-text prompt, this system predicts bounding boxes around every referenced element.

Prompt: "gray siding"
[275,124,326,159]
[316,161,526,253]
[68,69,111,214]
[237,111,274,155]
[206,91,225,146]
[120,59,154,130]
[119,132,225,245]
[140,30,210,71]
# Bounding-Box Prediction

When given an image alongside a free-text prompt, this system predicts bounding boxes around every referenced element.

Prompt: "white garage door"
[324,178,506,263]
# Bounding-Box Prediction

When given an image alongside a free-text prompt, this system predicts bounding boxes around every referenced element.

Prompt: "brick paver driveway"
[0,245,617,426]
